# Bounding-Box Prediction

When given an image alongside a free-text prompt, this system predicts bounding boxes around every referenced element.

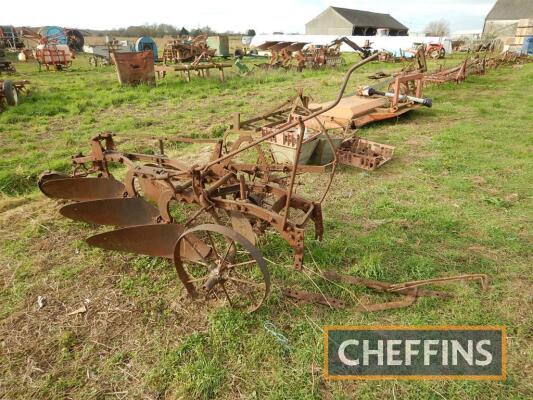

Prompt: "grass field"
[1,53,532,399]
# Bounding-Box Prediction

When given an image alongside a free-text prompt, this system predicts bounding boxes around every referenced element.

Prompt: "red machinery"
[425,43,446,59]
[20,27,74,71]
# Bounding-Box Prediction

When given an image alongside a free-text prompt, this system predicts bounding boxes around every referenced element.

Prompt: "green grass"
[0,53,532,399]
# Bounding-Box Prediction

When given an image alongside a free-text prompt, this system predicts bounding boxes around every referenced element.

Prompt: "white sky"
[2,0,495,33]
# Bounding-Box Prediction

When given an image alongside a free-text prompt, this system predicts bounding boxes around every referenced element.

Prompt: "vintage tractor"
[425,43,446,59]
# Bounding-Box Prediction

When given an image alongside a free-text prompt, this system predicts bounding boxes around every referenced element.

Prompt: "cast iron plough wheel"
[174,224,270,312]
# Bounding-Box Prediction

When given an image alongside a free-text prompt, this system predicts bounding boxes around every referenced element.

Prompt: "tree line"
[88,24,256,38]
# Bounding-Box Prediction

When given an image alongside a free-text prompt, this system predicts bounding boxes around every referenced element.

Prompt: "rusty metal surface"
[155,62,232,82]
[337,138,395,170]
[282,271,488,312]
[59,198,160,227]
[40,177,126,201]
[111,51,155,85]
[174,223,271,312]
[37,171,70,192]
[86,223,210,261]
[283,288,346,308]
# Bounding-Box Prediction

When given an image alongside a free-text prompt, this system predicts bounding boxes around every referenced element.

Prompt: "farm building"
[483,0,533,38]
[305,6,408,36]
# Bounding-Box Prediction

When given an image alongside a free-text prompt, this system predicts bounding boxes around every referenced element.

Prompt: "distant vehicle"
[425,43,446,59]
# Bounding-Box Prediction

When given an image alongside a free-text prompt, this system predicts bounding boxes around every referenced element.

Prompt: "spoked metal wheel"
[430,49,441,59]
[174,224,270,312]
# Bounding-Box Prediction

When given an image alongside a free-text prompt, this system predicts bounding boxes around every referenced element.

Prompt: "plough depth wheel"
[174,224,270,312]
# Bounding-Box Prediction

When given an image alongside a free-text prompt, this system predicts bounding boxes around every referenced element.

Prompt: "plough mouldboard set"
[39,56,489,313]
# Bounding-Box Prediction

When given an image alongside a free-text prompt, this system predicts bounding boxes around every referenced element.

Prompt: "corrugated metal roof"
[486,0,533,21]
[331,7,408,30]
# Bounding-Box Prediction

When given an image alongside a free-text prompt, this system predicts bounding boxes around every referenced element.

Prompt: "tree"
[157,24,178,37]
[424,19,450,37]
[190,26,216,37]
[246,29,256,37]
[179,27,189,36]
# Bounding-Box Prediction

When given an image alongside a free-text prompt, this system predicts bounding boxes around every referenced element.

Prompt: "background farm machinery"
[162,35,216,64]
[0,49,16,73]
[36,26,85,52]
[0,26,25,50]
[0,79,29,111]
[20,27,74,71]
[255,37,375,71]
[156,35,235,80]
[84,38,132,67]
[235,53,432,171]
[425,42,446,59]
[423,54,502,84]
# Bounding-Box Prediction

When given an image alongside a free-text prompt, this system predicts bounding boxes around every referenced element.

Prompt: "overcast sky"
[3,0,495,34]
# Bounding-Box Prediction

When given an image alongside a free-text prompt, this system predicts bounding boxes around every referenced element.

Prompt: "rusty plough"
[40,58,380,311]
[39,128,334,311]
[39,56,486,313]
